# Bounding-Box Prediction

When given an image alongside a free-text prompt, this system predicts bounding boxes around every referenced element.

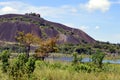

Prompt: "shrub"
[72,52,78,64]
[72,52,82,65]
[92,50,105,68]
[0,50,10,72]
[49,62,62,69]
[25,57,36,74]
[8,54,28,79]
[8,54,36,79]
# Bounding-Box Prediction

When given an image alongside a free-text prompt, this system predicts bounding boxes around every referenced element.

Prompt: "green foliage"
[17,53,28,63]
[92,50,105,68]
[58,41,120,56]
[25,57,36,74]
[0,44,26,53]
[72,52,82,65]
[0,56,120,80]
[8,54,36,80]
[70,64,97,73]
[0,50,10,72]
[57,44,75,54]
[74,45,93,55]
[36,60,103,74]
[49,62,63,69]
[8,54,28,79]
[72,52,79,64]
[8,59,24,79]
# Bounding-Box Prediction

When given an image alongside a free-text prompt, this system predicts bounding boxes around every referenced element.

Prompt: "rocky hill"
[0,13,96,44]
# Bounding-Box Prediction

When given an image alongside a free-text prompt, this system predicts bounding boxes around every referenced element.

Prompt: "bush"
[72,52,82,65]
[8,54,28,79]
[49,62,62,69]
[8,54,36,79]
[25,57,36,74]
[72,52,78,64]
[92,50,105,68]
[72,64,92,72]
[0,50,10,72]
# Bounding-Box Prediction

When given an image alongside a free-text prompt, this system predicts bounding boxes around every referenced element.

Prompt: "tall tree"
[15,31,40,58]
[35,37,57,60]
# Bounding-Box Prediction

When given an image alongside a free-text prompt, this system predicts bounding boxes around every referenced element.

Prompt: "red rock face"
[0,14,96,44]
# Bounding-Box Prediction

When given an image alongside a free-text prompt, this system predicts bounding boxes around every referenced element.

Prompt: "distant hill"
[0,13,96,44]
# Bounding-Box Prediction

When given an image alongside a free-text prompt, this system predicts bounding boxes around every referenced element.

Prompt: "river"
[45,57,120,64]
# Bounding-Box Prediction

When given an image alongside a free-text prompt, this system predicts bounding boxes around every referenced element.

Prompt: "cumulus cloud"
[84,0,111,12]
[1,6,17,12]
[0,1,78,18]
[95,26,100,30]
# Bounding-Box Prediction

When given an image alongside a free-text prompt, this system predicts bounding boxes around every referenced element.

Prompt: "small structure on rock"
[25,12,40,18]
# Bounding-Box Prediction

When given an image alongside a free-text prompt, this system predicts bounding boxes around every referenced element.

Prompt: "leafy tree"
[92,50,105,68]
[35,37,57,60]
[74,45,93,55]
[15,31,40,58]
[109,47,116,53]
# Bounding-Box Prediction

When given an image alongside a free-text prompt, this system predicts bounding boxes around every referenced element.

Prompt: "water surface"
[46,57,120,64]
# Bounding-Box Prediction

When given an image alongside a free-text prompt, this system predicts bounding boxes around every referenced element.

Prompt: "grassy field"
[34,61,120,80]
[0,51,120,80]
[0,59,120,80]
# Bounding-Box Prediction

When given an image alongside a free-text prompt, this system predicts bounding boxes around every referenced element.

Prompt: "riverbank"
[49,53,120,60]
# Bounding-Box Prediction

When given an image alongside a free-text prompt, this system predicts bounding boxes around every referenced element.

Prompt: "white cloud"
[63,23,89,32]
[1,6,17,12]
[70,8,78,13]
[64,23,76,28]
[105,34,120,43]
[95,26,100,30]
[61,5,78,13]
[78,25,100,32]
[0,1,78,18]
[84,0,111,12]
[66,25,100,32]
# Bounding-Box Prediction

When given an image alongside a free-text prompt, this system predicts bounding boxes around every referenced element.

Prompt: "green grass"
[0,54,120,80]
[0,59,120,80]
[34,61,120,80]
[0,51,120,80]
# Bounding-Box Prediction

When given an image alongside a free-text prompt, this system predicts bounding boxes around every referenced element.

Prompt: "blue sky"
[0,0,120,43]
